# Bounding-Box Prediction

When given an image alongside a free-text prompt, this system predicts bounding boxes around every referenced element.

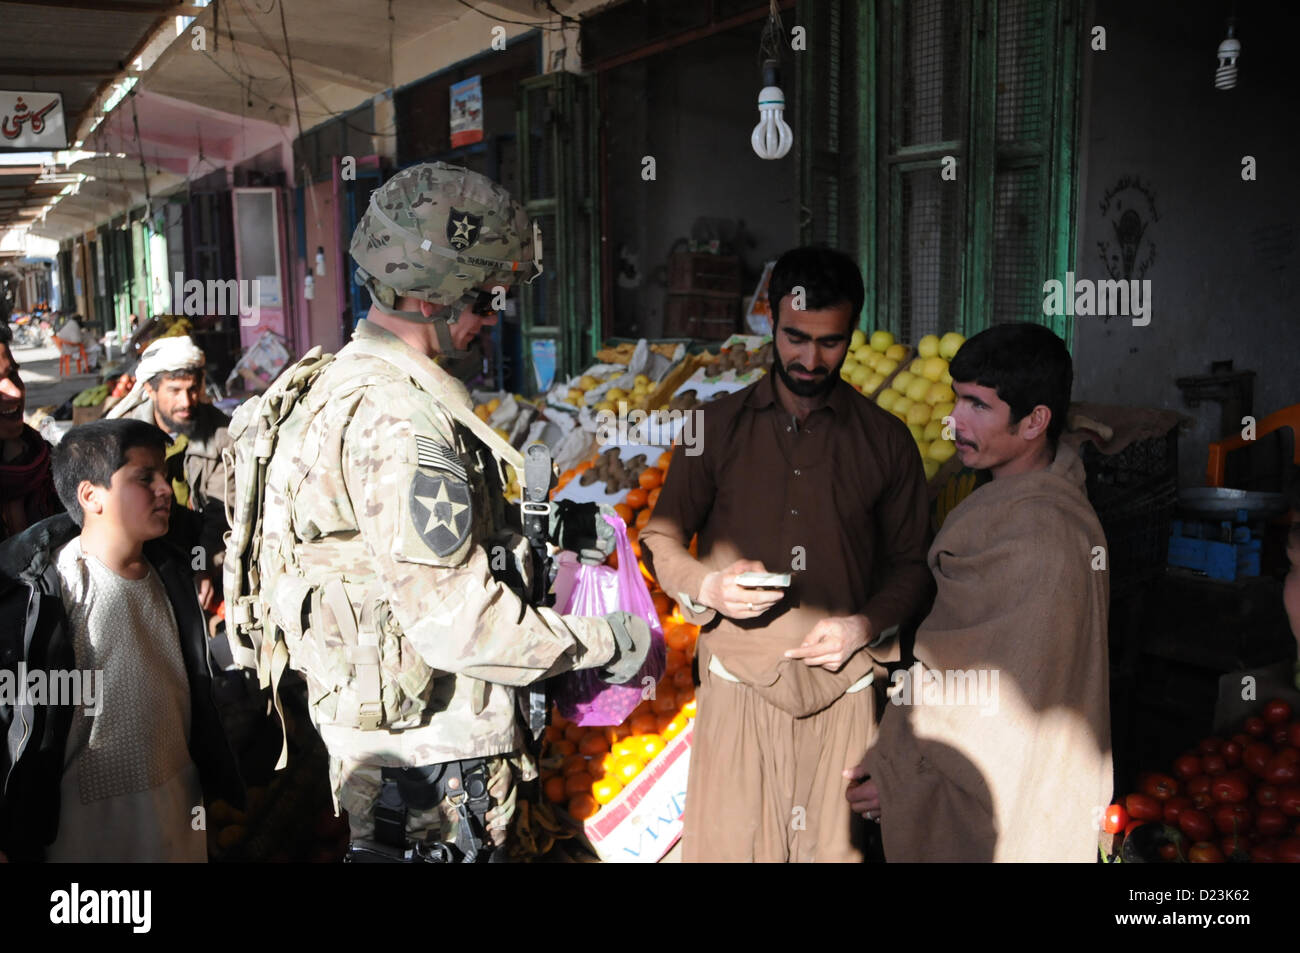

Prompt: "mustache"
[786,363,829,377]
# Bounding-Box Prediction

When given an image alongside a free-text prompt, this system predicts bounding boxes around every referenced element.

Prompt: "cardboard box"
[71,399,105,426]
[581,722,692,863]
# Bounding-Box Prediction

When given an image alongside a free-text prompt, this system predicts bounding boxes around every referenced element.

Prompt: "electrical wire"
[276,0,306,141]
[450,0,568,31]
[128,89,154,218]
[758,0,789,66]
[228,0,397,136]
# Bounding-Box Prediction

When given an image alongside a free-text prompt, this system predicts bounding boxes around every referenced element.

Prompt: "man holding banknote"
[641,247,932,862]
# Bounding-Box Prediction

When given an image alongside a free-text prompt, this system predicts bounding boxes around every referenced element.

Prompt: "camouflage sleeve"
[342,390,616,686]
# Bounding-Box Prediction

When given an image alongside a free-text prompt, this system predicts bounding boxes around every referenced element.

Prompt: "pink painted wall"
[300,179,343,352]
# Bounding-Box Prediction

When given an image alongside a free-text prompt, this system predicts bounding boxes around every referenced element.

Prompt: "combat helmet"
[349,161,542,357]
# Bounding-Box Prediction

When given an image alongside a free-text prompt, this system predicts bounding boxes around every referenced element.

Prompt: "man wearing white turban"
[108,335,233,611]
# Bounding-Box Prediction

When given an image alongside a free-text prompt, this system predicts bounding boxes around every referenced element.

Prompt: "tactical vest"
[224,328,533,774]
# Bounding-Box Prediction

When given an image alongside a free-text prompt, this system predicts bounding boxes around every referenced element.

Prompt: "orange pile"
[541,591,700,822]
[618,449,671,560]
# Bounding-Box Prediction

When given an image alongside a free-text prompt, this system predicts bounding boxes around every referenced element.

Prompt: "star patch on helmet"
[447,208,482,251]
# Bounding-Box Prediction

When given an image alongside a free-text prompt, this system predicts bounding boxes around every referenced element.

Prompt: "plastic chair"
[1206,403,1300,487]
[53,335,87,376]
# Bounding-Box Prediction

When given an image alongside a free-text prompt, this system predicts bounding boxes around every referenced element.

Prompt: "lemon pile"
[472,396,503,421]
[566,371,656,414]
[840,328,909,395]
[871,332,965,479]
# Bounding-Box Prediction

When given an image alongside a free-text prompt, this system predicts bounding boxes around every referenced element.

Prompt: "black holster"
[345,758,501,864]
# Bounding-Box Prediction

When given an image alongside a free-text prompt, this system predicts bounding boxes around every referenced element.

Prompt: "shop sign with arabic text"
[1,92,67,149]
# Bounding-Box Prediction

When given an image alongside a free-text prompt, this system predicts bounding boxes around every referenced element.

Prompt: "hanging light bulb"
[751,59,793,160]
[315,245,326,276]
[304,272,315,301]
[1215,18,1240,90]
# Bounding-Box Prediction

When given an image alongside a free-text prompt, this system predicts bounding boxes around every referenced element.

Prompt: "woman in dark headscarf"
[0,325,61,541]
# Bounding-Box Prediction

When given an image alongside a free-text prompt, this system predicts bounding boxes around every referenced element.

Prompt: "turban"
[107,335,207,420]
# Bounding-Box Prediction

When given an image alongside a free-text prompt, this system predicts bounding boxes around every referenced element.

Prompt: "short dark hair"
[147,365,204,391]
[52,419,170,527]
[0,322,11,345]
[767,247,864,331]
[949,322,1073,446]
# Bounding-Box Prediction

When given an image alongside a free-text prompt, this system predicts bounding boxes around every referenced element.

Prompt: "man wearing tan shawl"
[847,323,1112,862]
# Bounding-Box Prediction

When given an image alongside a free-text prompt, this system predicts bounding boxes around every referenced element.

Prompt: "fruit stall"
[527,328,978,861]
[68,372,135,424]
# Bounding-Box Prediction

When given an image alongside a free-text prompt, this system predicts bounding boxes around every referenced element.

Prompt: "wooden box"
[664,294,739,340]
[667,253,742,296]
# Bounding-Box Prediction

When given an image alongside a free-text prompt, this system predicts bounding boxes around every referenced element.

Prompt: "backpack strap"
[320,577,383,732]
[347,337,524,482]
[223,346,336,769]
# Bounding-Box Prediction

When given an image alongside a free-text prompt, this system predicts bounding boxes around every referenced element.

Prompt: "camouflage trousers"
[333,753,524,850]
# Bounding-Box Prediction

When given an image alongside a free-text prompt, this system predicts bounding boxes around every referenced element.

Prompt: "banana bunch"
[934,469,979,529]
[508,798,572,861]
[72,383,110,407]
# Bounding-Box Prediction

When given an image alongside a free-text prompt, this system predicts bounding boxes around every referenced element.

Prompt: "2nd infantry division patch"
[410,436,472,557]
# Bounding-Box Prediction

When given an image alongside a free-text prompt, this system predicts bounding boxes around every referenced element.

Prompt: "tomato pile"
[1106,698,1300,862]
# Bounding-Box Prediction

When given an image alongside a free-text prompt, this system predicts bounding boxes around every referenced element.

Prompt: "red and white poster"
[450,76,484,148]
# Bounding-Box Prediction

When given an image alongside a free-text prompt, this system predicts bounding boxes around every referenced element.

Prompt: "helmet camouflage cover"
[349,161,541,324]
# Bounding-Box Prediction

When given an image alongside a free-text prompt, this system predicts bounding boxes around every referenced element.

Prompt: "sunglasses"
[468,288,514,316]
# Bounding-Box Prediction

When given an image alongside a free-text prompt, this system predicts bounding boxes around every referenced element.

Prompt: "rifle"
[520,441,557,744]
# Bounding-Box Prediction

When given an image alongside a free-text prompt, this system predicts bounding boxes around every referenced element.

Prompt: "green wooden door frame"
[1046,0,1084,348]
[964,0,996,339]
[795,0,881,332]
[967,0,1082,345]
[858,6,878,332]
[516,71,601,393]
[852,0,1083,346]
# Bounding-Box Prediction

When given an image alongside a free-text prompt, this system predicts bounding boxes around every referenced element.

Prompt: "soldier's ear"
[418,299,437,318]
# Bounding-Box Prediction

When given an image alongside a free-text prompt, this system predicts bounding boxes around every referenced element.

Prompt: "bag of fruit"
[552,513,666,726]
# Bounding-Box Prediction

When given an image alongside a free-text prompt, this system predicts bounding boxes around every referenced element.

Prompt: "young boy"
[0,419,242,862]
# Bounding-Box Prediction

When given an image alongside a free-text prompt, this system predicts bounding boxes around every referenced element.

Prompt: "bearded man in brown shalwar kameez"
[641,247,932,863]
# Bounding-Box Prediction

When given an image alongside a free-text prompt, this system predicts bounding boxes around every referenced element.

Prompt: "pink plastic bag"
[552,513,666,726]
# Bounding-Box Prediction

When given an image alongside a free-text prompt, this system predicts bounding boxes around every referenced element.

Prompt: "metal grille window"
[992,165,1045,325]
[995,0,1048,145]
[898,169,963,338]
[884,0,1080,341]
[516,72,599,392]
[798,0,1081,343]
[900,0,965,147]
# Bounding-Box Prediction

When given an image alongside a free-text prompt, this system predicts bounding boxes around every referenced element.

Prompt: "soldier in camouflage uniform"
[244,163,650,861]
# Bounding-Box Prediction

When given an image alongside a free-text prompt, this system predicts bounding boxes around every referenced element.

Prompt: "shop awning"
[0,0,197,233]
[5,0,594,243]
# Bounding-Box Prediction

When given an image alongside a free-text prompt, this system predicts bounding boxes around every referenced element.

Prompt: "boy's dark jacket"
[0,513,244,861]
